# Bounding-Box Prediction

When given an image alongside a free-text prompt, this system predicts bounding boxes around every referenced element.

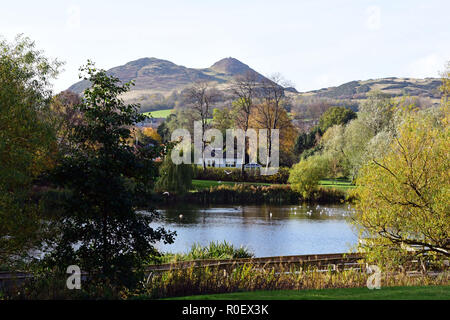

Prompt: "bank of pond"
[152,183,352,205]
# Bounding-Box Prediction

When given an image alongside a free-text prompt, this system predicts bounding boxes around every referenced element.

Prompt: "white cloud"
[407,54,445,78]
[66,5,81,30]
[365,6,381,31]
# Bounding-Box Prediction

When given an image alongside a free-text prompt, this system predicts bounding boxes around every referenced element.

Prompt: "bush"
[152,241,254,264]
[288,155,329,198]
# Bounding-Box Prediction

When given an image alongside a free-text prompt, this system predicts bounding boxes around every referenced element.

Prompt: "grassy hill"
[67,57,443,113]
[299,77,442,102]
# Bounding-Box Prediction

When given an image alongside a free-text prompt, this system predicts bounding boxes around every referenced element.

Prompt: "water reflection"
[149,204,358,257]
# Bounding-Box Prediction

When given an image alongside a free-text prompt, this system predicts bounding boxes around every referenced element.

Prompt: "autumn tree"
[49,90,83,154]
[255,74,296,169]
[0,35,61,264]
[288,154,328,199]
[185,82,221,170]
[231,72,259,174]
[352,108,449,268]
[318,106,356,132]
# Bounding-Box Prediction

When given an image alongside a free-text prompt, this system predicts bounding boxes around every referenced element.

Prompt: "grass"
[149,241,254,265]
[319,179,355,191]
[166,285,450,300]
[143,108,174,118]
[191,179,271,191]
[192,179,354,192]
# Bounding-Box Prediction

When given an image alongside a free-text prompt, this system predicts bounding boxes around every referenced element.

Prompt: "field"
[166,285,450,300]
[143,108,174,118]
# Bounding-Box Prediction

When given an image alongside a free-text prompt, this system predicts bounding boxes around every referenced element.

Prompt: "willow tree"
[352,106,449,268]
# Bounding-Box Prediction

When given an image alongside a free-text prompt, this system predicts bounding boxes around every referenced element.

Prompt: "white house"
[196,148,244,168]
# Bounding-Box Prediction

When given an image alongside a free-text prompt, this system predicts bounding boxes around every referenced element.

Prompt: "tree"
[49,62,175,286]
[157,113,176,143]
[139,127,162,144]
[288,154,328,198]
[184,82,220,170]
[231,72,259,174]
[250,101,297,167]
[212,107,234,134]
[358,91,395,134]
[294,126,322,156]
[352,109,449,267]
[320,124,348,179]
[49,90,83,154]
[0,35,61,264]
[155,152,194,195]
[318,106,356,132]
[256,74,295,170]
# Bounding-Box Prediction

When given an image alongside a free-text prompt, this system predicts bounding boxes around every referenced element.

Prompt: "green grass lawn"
[319,179,355,190]
[143,109,174,118]
[166,285,450,300]
[191,179,271,191]
[191,178,354,192]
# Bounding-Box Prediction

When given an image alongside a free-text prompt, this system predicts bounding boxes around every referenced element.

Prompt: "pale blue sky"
[1,0,449,93]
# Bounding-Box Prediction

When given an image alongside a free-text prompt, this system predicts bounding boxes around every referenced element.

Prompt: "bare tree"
[256,74,292,171]
[185,81,221,170]
[231,71,260,174]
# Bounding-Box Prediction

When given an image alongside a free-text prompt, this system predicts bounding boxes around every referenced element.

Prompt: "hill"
[68,57,443,113]
[298,77,442,102]
[69,57,268,94]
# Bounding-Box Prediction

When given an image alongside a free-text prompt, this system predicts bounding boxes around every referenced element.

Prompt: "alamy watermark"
[366,265,381,289]
[66,265,81,290]
[171,121,280,175]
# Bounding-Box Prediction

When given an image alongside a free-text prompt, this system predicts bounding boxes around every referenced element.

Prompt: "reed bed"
[137,264,450,299]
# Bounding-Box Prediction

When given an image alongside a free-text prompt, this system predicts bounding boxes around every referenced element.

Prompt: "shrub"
[152,241,254,264]
[288,155,329,198]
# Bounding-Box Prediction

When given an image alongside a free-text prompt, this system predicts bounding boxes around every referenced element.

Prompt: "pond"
[148,204,358,257]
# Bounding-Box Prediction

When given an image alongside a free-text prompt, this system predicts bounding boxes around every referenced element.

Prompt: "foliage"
[48,90,84,155]
[152,241,254,264]
[351,109,449,267]
[288,155,329,198]
[212,107,235,134]
[176,183,346,204]
[318,106,356,132]
[155,154,195,195]
[249,100,298,166]
[47,61,175,287]
[294,126,322,156]
[0,35,61,264]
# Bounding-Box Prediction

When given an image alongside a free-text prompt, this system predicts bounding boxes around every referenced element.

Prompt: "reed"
[138,264,449,299]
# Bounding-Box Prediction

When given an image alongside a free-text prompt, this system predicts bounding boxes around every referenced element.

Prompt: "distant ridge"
[67,57,443,111]
[68,56,269,94]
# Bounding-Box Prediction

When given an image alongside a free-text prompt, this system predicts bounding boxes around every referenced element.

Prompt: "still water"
[149,204,358,257]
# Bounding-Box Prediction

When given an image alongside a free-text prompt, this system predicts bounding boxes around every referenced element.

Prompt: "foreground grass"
[166,285,450,300]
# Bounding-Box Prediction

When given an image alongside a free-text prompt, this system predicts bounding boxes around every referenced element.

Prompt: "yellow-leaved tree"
[352,101,449,269]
